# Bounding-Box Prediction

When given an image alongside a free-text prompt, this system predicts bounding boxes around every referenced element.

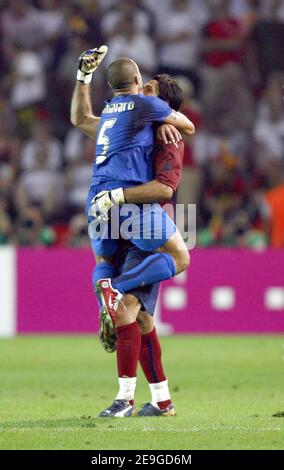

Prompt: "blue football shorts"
[86,184,176,257]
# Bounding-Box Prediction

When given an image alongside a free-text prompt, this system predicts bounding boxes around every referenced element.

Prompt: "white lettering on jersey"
[103,101,135,114]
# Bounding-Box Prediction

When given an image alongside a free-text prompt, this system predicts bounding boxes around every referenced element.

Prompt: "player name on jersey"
[103,101,135,114]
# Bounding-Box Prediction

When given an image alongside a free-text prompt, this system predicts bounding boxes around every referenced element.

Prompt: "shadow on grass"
[0,416,116,431]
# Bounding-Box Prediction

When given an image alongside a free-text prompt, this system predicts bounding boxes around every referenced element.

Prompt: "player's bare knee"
[95,254,114,265]
[174,250,190,274]
[115,294,141,326]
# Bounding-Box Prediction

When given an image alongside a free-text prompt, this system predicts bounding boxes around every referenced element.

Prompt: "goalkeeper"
[96,73,186,418]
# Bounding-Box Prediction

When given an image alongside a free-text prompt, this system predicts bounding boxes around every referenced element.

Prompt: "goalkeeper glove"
[77,45,108,84]
[90,188,125,222]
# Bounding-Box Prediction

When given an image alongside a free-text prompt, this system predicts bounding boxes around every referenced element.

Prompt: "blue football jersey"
[91,94,172,188]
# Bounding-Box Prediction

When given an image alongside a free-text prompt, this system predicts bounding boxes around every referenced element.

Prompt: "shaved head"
[106,57,142,92]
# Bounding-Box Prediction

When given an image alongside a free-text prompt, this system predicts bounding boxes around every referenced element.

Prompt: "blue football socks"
[112,253,176,294]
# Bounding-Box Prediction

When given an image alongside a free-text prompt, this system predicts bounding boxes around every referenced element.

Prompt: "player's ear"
[133,74,140,86]
[143,84,155,95]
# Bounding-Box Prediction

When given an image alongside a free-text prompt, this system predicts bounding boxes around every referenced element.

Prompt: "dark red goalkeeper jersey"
[154,140,184,192]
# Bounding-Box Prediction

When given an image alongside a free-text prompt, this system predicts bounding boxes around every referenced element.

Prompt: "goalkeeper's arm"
[70,46,108,140]
[90,180,173,221]
[123,180,173,203]
[164,111,195,136]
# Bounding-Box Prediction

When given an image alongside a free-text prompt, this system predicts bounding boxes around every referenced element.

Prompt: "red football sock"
[139,327,167,384]
[116,322,141,378]
[157,399,172,410]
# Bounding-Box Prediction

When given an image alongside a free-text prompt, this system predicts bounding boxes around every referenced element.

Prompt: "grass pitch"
[0,335,284,450]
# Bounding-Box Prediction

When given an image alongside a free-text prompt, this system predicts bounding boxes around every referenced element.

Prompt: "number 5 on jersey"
[96,118,117,165]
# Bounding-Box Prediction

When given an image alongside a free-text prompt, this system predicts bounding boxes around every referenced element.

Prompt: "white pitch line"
[1,425,283,433]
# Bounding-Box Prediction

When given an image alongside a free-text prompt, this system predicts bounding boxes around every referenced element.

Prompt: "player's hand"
[157,124,182,146]
[77,45,108,84]
[90,188,125,222]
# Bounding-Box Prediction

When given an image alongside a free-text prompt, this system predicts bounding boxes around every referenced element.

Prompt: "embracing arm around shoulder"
[164,110,195,136]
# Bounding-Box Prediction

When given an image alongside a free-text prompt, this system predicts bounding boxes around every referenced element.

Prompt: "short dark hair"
[106,57,138,91]
[152,74,183,111]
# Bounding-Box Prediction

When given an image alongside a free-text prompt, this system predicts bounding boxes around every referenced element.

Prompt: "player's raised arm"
[71,82,100,139]
[164,110,195,136]
[70,46,108,139]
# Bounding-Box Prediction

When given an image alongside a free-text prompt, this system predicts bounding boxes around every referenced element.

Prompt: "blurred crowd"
[0,0,284,248]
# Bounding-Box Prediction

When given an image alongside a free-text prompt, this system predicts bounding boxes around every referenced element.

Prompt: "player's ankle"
[149,379,171,409]
[116,376,137,403]
[156,399,172,410]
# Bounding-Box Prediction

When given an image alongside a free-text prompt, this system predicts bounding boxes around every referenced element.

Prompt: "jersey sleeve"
[154,141,184,192]
[139,95,172,123]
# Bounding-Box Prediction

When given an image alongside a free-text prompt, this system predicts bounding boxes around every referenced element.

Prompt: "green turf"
[0,335,284,450]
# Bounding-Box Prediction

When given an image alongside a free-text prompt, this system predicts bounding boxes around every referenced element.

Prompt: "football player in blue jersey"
[71,47,194,315]
[71,48,194,417]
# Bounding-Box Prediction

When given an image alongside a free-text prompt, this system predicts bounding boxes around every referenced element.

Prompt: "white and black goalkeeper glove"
[90,188,125,222]
[77,45,108,84]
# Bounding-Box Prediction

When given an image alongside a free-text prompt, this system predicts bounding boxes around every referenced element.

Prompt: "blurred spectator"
[68,213,89,246]
[15,147,64,219]
[64,137,94,211]
[248,0,284,88]
[106,14,156,82]
[0,199,12,244]
[193,115,249,167]
[20,121,62,171]
[201,0,245,107]
[16,205,56,246]
[175,76,204,207]
[202,0,244,68]
[157,0,207,91]
[9,42,47,137]
[96,0,114,11]
[63,127,86,163]
[217,64,254,132]
[37,0,66,40]
[66,0,102,44]
[10,43,46,110]
[0,129,20,177]
[260,0,284,21]
[257,71,284,119]
[143,0,172,22]
[101,0,155,38]
[57,34,89,90]
[1,0,46,52]
[36,0,67,68]
[253,82,284,167]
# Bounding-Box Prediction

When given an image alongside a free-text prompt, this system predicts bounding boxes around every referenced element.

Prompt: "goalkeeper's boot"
[137,402,176,417]
[99,305,117,353]
[96,279,124,325]
[98,399,137,418]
